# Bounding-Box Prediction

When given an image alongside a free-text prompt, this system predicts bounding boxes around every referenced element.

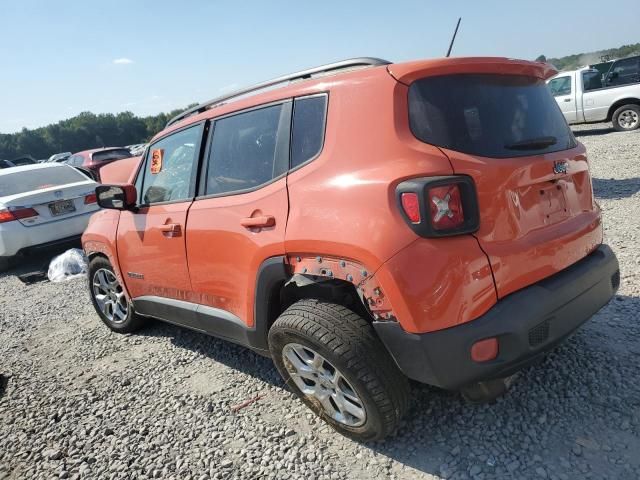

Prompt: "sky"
[1,0,638,133]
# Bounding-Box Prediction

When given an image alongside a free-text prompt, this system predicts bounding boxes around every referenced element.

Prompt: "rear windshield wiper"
[504,136,557,151]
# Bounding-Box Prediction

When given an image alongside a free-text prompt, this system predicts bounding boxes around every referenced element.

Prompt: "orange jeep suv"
[83,57,620,441]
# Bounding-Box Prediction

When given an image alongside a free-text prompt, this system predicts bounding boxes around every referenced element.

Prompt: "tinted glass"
[0,166,88,197]
[140,125,201,204]
[93,149,132,163]
[206,104,284,195]
[409,74,576,158]
[291,95,327,169]
[582,71,603,91]
[607,57,640,86]
[548,76,571,96]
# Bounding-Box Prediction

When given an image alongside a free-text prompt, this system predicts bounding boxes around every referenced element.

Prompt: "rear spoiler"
[388,57,558,85]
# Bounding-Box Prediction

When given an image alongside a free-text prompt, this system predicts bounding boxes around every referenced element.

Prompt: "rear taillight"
[84,193,97,204]
[428,184,464,230]
[400,192,421,223]
[0,207,39,224]
[396,176,479,237]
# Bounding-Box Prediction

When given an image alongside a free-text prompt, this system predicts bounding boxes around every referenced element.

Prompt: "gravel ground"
[1,123,639,480]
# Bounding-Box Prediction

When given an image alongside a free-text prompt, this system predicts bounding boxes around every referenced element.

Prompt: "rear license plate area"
[48,199,76,216]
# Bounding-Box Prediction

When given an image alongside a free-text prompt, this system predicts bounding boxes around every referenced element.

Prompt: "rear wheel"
[612,104,640,131]
[268,299,409,442]
[88,256,145,333]
[0,257,15,273]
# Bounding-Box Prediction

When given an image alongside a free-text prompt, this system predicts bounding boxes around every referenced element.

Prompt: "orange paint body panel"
[116,203,192,299]
[444,144,602,298]
[186,178,289,327]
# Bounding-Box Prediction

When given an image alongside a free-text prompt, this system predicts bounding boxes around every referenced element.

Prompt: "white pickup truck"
[548,57,640,131]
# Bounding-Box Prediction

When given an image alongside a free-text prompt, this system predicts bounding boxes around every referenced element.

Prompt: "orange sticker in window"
[150,149,163,174]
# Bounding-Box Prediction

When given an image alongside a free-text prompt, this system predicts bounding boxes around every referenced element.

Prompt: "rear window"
[408,74,576,158]
[0,167,88,197]
[92,149,131,163]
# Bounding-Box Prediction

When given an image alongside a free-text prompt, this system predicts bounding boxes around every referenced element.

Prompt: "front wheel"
[612,104,640,131]
[88,256,145,333]
[268,299,410,442]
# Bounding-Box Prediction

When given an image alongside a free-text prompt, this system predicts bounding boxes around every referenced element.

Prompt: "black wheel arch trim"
[131,255,289,355]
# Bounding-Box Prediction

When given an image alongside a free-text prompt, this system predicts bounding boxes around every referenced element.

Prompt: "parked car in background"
[98,156,142,184]
[126,143,147,157]
[548,63,640,131]
[0,156,38,169]
[65,147,133,179]
[85,56,618,441]
[0,163,99,271]
[48,152,72,163]
[603,55,640,87]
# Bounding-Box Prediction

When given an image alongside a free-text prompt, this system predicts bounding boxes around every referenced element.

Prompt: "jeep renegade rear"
[83,57,619,441]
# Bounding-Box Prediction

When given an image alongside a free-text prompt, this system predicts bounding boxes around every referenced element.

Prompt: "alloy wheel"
[92,268,129,323]
[618,109,639,129]
[282,343,366,427]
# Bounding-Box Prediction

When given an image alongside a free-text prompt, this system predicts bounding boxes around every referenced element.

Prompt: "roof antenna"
[446,17,462,57]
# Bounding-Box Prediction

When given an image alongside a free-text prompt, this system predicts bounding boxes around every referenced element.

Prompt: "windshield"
[92,149,131,163]
[408,74,576,158]
[0,167,88,197]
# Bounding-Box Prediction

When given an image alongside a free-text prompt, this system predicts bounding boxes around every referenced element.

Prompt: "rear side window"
[140,125,202,204]
[582,71,603,91]
[92,149,131,163]
[409,74,576,158]
[205,104,287,196]
[0,167,88,197]
[291,95,327,169]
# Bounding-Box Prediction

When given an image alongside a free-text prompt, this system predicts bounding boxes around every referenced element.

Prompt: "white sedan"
[0,163,99,271]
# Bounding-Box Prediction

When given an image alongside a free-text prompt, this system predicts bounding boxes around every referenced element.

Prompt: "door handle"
[563,98,572,102]
[159,223,182,237]
[240,215,275,228]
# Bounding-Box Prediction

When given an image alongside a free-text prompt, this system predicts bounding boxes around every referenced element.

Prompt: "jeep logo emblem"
[553,161,568,175]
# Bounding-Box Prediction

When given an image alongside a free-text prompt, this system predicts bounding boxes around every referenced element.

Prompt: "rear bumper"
[0,211,93,257]
[374,244,620,390]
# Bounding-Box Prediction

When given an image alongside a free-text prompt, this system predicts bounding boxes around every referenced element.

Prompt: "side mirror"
[96,184,137,210]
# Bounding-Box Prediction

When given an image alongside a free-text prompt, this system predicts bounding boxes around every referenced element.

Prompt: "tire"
[268,299,410,442]
[0,256,15,273]
[88,256,145,333]
[612,104,640,132]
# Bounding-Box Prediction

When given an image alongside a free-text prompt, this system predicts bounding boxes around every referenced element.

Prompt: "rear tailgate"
[443,146,601,298]
[398,58,602,298]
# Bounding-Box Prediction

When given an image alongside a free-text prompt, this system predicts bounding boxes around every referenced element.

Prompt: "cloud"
[113,58,134,65]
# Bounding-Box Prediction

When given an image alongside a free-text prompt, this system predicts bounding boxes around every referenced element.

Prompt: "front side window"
[548,76,571,96]
[607,57,640,86]
[205,104,286,196]
[291,95,327,169]
[409,74,576,158]
[140,125,202,204]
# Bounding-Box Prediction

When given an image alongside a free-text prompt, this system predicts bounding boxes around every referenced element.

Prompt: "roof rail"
[165,57,391,128]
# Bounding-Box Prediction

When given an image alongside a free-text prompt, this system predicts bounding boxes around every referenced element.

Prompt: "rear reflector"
[84,193,97,204]
[471,337,499,363]
[400,192,421,223]
[429,184,464,230]
[0,207,39,224]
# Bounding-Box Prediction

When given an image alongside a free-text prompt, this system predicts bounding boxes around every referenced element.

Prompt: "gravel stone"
[0,124,638,480]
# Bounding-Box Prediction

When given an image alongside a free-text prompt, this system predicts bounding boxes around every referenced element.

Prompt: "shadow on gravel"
[0,244,79,282]
[138,322,281,386]
[0,374,8,399]
[133,294,640,479]
[593,177,640,200]
[573,127,615,137]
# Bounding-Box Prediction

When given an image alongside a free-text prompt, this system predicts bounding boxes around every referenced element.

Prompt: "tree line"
[0,106,194,160]
[544,42,640,71]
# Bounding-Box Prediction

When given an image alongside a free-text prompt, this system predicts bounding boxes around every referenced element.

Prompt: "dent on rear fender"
[287,255,397,321]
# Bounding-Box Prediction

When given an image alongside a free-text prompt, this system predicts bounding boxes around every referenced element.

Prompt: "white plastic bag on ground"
[47,248,88,283]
